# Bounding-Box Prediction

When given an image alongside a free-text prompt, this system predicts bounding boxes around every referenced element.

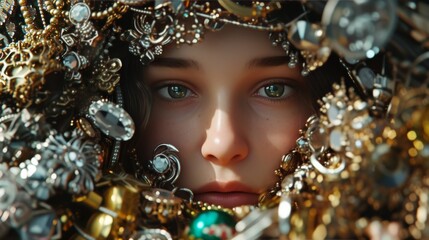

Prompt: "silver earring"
[142,144,193,202]
[148,144,181,188]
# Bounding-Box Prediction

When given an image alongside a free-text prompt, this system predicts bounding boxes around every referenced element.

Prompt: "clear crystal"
[89,101,135,141]
[63,53,78,70]
[152,155,169,173]
[288,20,324,50]
[306,122,328,151]
[70,3,90,24]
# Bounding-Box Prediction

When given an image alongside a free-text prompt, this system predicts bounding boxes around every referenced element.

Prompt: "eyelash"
[155,79,294,101]
[155,81,197,101]
[253,79,295,101]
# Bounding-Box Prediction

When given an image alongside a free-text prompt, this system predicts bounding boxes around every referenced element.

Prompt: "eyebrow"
[149,56,290,69]
[150,57,200,69]
[246,56,290,68]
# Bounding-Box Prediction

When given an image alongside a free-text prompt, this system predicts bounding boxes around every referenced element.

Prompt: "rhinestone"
[88,101,135,141]
[296,137,310,153]
[288,20,324,50]
[152,155,169,173]
[63,53,79,70]
[69,3,90,25]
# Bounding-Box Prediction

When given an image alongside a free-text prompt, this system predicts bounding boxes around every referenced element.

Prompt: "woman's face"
[137,26,313,208]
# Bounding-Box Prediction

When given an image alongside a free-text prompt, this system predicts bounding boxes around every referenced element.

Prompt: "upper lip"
[194,181,257,194]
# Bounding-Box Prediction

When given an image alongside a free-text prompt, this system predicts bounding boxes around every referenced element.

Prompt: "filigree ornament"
[0,34,63,107]
[172,9,204,45]
[38,130,101,195]
[0,109,48,164]
[121,12,174,64]
[141,144,181,188]
[91,58,122,93]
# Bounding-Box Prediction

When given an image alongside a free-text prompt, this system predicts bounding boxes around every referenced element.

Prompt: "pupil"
[264,84,284,98]
[168,85,187,98]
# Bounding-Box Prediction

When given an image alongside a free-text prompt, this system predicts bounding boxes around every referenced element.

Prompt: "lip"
[194,182,259,208]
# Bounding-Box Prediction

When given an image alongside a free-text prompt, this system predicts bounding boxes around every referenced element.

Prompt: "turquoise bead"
[188,210,236,240]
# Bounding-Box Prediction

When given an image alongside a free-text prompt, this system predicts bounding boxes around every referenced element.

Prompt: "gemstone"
[152,154,169,173]
[20,210,55,239]
[296,137,310,153]
[69,3,90,24]
[306,120,328,151]
[188,210,236,240]
[288,20,324,50]
[63,53,79,70]
[88,101,135,141]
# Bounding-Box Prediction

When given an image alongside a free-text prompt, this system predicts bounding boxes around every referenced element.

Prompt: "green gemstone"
[188,210,236,240]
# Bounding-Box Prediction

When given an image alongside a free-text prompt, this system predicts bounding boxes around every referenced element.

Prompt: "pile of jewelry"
[1,0,428,239]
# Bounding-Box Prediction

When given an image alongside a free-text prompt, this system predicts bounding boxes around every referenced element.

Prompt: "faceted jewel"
[88,100,135,141]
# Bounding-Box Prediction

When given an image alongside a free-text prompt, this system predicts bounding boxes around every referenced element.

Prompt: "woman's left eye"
[255,83,293,99]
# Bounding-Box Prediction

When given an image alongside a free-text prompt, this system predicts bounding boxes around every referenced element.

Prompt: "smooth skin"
[137,26,314,208]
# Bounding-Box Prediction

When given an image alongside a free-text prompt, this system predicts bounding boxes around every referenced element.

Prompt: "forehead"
[163,26,284,65]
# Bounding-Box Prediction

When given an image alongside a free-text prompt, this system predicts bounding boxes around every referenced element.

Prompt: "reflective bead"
[188,210,236,240]
[69,3,91,25]
[288,20,324,50]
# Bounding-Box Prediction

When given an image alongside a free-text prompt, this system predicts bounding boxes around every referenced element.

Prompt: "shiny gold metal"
[0,34,63,107]
[141,188,183,224]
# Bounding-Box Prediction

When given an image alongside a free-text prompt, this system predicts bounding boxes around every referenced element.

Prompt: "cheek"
[136,106,203,161]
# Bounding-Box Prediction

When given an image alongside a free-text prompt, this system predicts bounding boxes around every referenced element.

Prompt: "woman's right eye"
[158,84,194,100]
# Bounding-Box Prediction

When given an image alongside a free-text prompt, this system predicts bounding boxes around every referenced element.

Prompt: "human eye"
[254,80,294,100]
[157,84,195,100]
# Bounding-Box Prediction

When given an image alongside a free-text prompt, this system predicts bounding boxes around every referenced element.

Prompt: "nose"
[201,107,249,165]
